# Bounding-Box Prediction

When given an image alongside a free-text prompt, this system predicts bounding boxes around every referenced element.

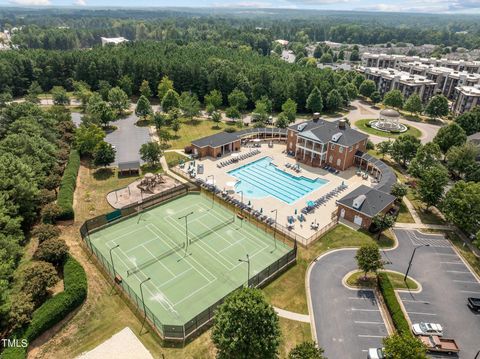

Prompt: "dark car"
[468,297,480,312]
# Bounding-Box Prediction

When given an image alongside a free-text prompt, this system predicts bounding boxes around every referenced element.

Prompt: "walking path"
[273,307,310,323]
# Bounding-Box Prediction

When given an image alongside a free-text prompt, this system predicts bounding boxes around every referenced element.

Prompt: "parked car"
[412,322,443,336]
[419,335,460,355]
[367,348,385,359]
[467,297,480,312]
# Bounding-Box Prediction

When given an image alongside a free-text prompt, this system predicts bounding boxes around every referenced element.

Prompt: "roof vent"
[339,119,347,129]
[332,132,343,142]
[297,123,307,132]
[313,112,321,120]
[353,194,366,209]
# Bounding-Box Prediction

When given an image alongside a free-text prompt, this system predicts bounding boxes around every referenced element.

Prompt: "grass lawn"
[406,189,445,225]
[447,232,480,278]
[262,225,395,314]
[397,200,415,223]
[164,151,190,167]
[167,119,235,149]
[354,119,422,139]
[346,270,418,290]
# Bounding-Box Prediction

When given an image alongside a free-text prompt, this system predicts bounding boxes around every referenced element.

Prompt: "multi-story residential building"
[287,117,368,171]
[452,85,480,115]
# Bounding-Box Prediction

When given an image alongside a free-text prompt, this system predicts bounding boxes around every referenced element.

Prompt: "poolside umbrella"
[295,209,297,215]
[226,181,236,188]
[248,200,251,205]
[206,178,216,185]
[307,200,315,207]
[253,139,261,143]
[231,153,239,158]
[260,208,263,213]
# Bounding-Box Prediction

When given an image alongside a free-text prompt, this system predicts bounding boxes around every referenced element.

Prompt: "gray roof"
[337,185,396,218]
[380,109,400,117]
[355,151,397,193]
[191,128,287,148]
[290,119,368,147]
[118,161,140,170]
[468,132,480,144]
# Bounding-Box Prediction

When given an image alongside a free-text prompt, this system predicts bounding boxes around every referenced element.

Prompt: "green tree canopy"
[288,341,326,359]
[228,88,248,112]
[390,134,421,167]
[25,81,42,104]
[446,142,479,178]
[204,89,223,110]
[383,333,427,359]
[383,89,404,109]
[306,87,323,113]
[75,123,105,156]
[376,140,392,158]
[390,183,408,201]
[425,94,448,119]
[417,164,449,209]
[135,95,153,119]
[326,89,342,112]
[282,98,298,123]
[139,79,152,98]
[21,261,58,306]
[157,75,173,101]
[34,238,68,266]
[108,86,129,114]
[408,142,442,178]
[212,287,280,359]
[455,106,480,135]
[372,213,396,240]
[355,243,384,277]
[139,142,163,166]
[370,90,382,105]
[179,91,201,119]
[161,89,180,113]
[433,122,467,154]
[442,181,480,234]
[359,80,376,98]
[93,141,116,167]
[51,86,70,106]
[403,93,423,115]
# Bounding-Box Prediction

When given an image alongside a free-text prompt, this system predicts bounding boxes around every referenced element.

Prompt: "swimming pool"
[228,157,328,204]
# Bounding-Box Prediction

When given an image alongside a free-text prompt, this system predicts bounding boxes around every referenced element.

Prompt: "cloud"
[210,1,273,7]
[356,0,480,13]
[74,0,87,5]
[8,0,50,5]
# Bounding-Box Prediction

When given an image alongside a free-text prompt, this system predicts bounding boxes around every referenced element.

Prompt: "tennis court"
[87,192,293,336]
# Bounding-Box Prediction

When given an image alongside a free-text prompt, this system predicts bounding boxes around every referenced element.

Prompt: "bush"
[184,145,193,154]
[225,126,236,133]
[378,272,411,336]
[31,224,61,243]
[1,256,87,359]
[34,238,69,266]
[56,150,80,220]
[37,189,56,206]
[366,140,375,150]
[41,203,61,224]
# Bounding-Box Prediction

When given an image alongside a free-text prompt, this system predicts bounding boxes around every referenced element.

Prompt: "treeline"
[3,8,480,50]
[0,41,361,112]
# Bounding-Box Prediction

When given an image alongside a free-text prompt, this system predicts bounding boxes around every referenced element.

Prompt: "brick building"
[287,117,368,171]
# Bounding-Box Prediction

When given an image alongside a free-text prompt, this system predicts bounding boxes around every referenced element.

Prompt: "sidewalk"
[273,307,310,323]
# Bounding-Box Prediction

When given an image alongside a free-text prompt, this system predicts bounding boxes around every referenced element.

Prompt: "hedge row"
[56,150,80,220]
[378,272,412,336]
[1,256,87,359]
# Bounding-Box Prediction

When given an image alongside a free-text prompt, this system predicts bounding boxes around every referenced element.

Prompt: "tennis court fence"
[79,184,297,342]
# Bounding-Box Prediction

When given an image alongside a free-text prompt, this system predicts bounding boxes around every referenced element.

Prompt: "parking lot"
[309,249,389,359]
[389,229,480,358]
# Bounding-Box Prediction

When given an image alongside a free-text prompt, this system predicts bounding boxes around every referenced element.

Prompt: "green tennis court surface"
[89,193,292,328]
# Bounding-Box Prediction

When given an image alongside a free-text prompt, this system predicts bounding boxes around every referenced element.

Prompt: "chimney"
[339,119,347,129]
[313,112,320,121]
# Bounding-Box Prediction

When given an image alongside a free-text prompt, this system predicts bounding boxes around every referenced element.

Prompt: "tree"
[370,91,382,105]
[41,202,61,224]
[276,112,290,129]
[390,183,408,202]
[25,81,42,104]
[87,96,116,128]
[417,164,449,209]
[139,142,163,166]
[153,111,167,129]
[355,243,384,278]
[212,287,280,359]
[282,98,297,123]
[372,213,396,240]
[349,49,360,61]
[353,74,366,90]
[8,293,34,331]
[34,238,68,266]
[157,75,173,101]
[108,87,129,115]
[326,89,342,112]
[344,83,358,101]
[455,106,480,135]
[403,93,423,115]
[383,90,404,109]
[211,111,222,128]
[135,95,152,119]
[306,87,323,113]
[139,79,152,98]
[32,224,61,243]
[446,142,479,178]
[338,50,345,61]
[0,92,13,108]
[21,261,58,306]
[98,80,112,101]
[228,89,248,112]
[376,140,392,158]
[179,91,200,119]
[226,106,240,120]
[390,134,421,167]
[73,81,92,112]
[319,53,333,64]
[51,86,70,106]
[93,141,116,167]
[442,181,480,234]
[118,75,133,97]
[383,333,427,359]
[161,89,180,113]
[75,124,105,156]
[204,89,223,110]
[359,80,376,98]
[433,122,467,154]
[313,45,323,59]
[408,142,442,179]
[171,119,181,137]
[425,95,448,119]
[288,341,326,359]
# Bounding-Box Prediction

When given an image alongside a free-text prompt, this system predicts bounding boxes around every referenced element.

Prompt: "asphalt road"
[309,229,480,359]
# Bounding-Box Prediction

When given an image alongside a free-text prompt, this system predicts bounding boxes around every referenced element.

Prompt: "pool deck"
[177,144,377,239]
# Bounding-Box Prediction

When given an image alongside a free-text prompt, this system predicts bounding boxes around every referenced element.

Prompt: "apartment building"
[452,85,480,115]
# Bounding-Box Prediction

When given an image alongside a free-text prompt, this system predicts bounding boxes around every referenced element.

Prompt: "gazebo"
[369,109,407,133]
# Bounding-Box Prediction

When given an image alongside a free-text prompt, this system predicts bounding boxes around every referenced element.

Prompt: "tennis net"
[189,217,234,245]
[127,242,185,276]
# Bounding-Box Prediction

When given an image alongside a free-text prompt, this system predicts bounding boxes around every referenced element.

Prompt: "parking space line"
[407,312,436,316]
[440,261,462,264]
[446,270,471,273]
[454,280,479,284]
[354,321,383,325]
[351,308,380,312]
[401,299,430,304]
[348,297,374,300]
[358,334,384,338]
[460,290,480,294]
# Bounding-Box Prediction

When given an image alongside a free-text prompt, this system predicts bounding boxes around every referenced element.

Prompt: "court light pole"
[178,211,194,248]
[238,190,244,227]
[140,277,151,334]
[404,244,430,282]
[271,209,278,244]
[238,254,250,287]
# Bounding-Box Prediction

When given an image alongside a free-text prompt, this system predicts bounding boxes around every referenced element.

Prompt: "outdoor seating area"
[216,149,261,168]
[323,164,340,175]
[301,183,349,215]
[136,173,166,193]
[285,163,302,173]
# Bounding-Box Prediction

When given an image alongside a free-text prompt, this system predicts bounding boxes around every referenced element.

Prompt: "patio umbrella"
[294,209,297,215]
[226,181,237,188]
[253,138,261,143]
[206,178,216,185]
[307,200,315,207]
[260,208,263,213]
[231,153,239,158]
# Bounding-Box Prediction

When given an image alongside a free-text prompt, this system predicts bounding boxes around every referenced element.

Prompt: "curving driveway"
[308,228,480,358]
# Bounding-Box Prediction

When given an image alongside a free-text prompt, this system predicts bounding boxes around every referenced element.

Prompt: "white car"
[412,322,443,336]
[367,348,385,359]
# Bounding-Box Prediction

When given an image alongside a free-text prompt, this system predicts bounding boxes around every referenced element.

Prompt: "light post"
[140,277,151,334]
[404,244,430,282]
[271,209,278,243]
[238,190,244,227]
[178,212,194,248]
[238,254,250,287]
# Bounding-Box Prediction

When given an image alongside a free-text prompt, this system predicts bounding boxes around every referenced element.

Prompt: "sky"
[2,0,480,14]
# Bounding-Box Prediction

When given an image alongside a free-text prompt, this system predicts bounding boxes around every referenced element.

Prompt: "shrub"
[1,256,87,359]
[225,126,236,133]
[31,224,61,243]
[34,238,69,266]
[41,203,61,224]
[184,145,193,154]
[378,272,411,336]
[366,140,375,150]
[56,150,80,220]
[37,189,56,206]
